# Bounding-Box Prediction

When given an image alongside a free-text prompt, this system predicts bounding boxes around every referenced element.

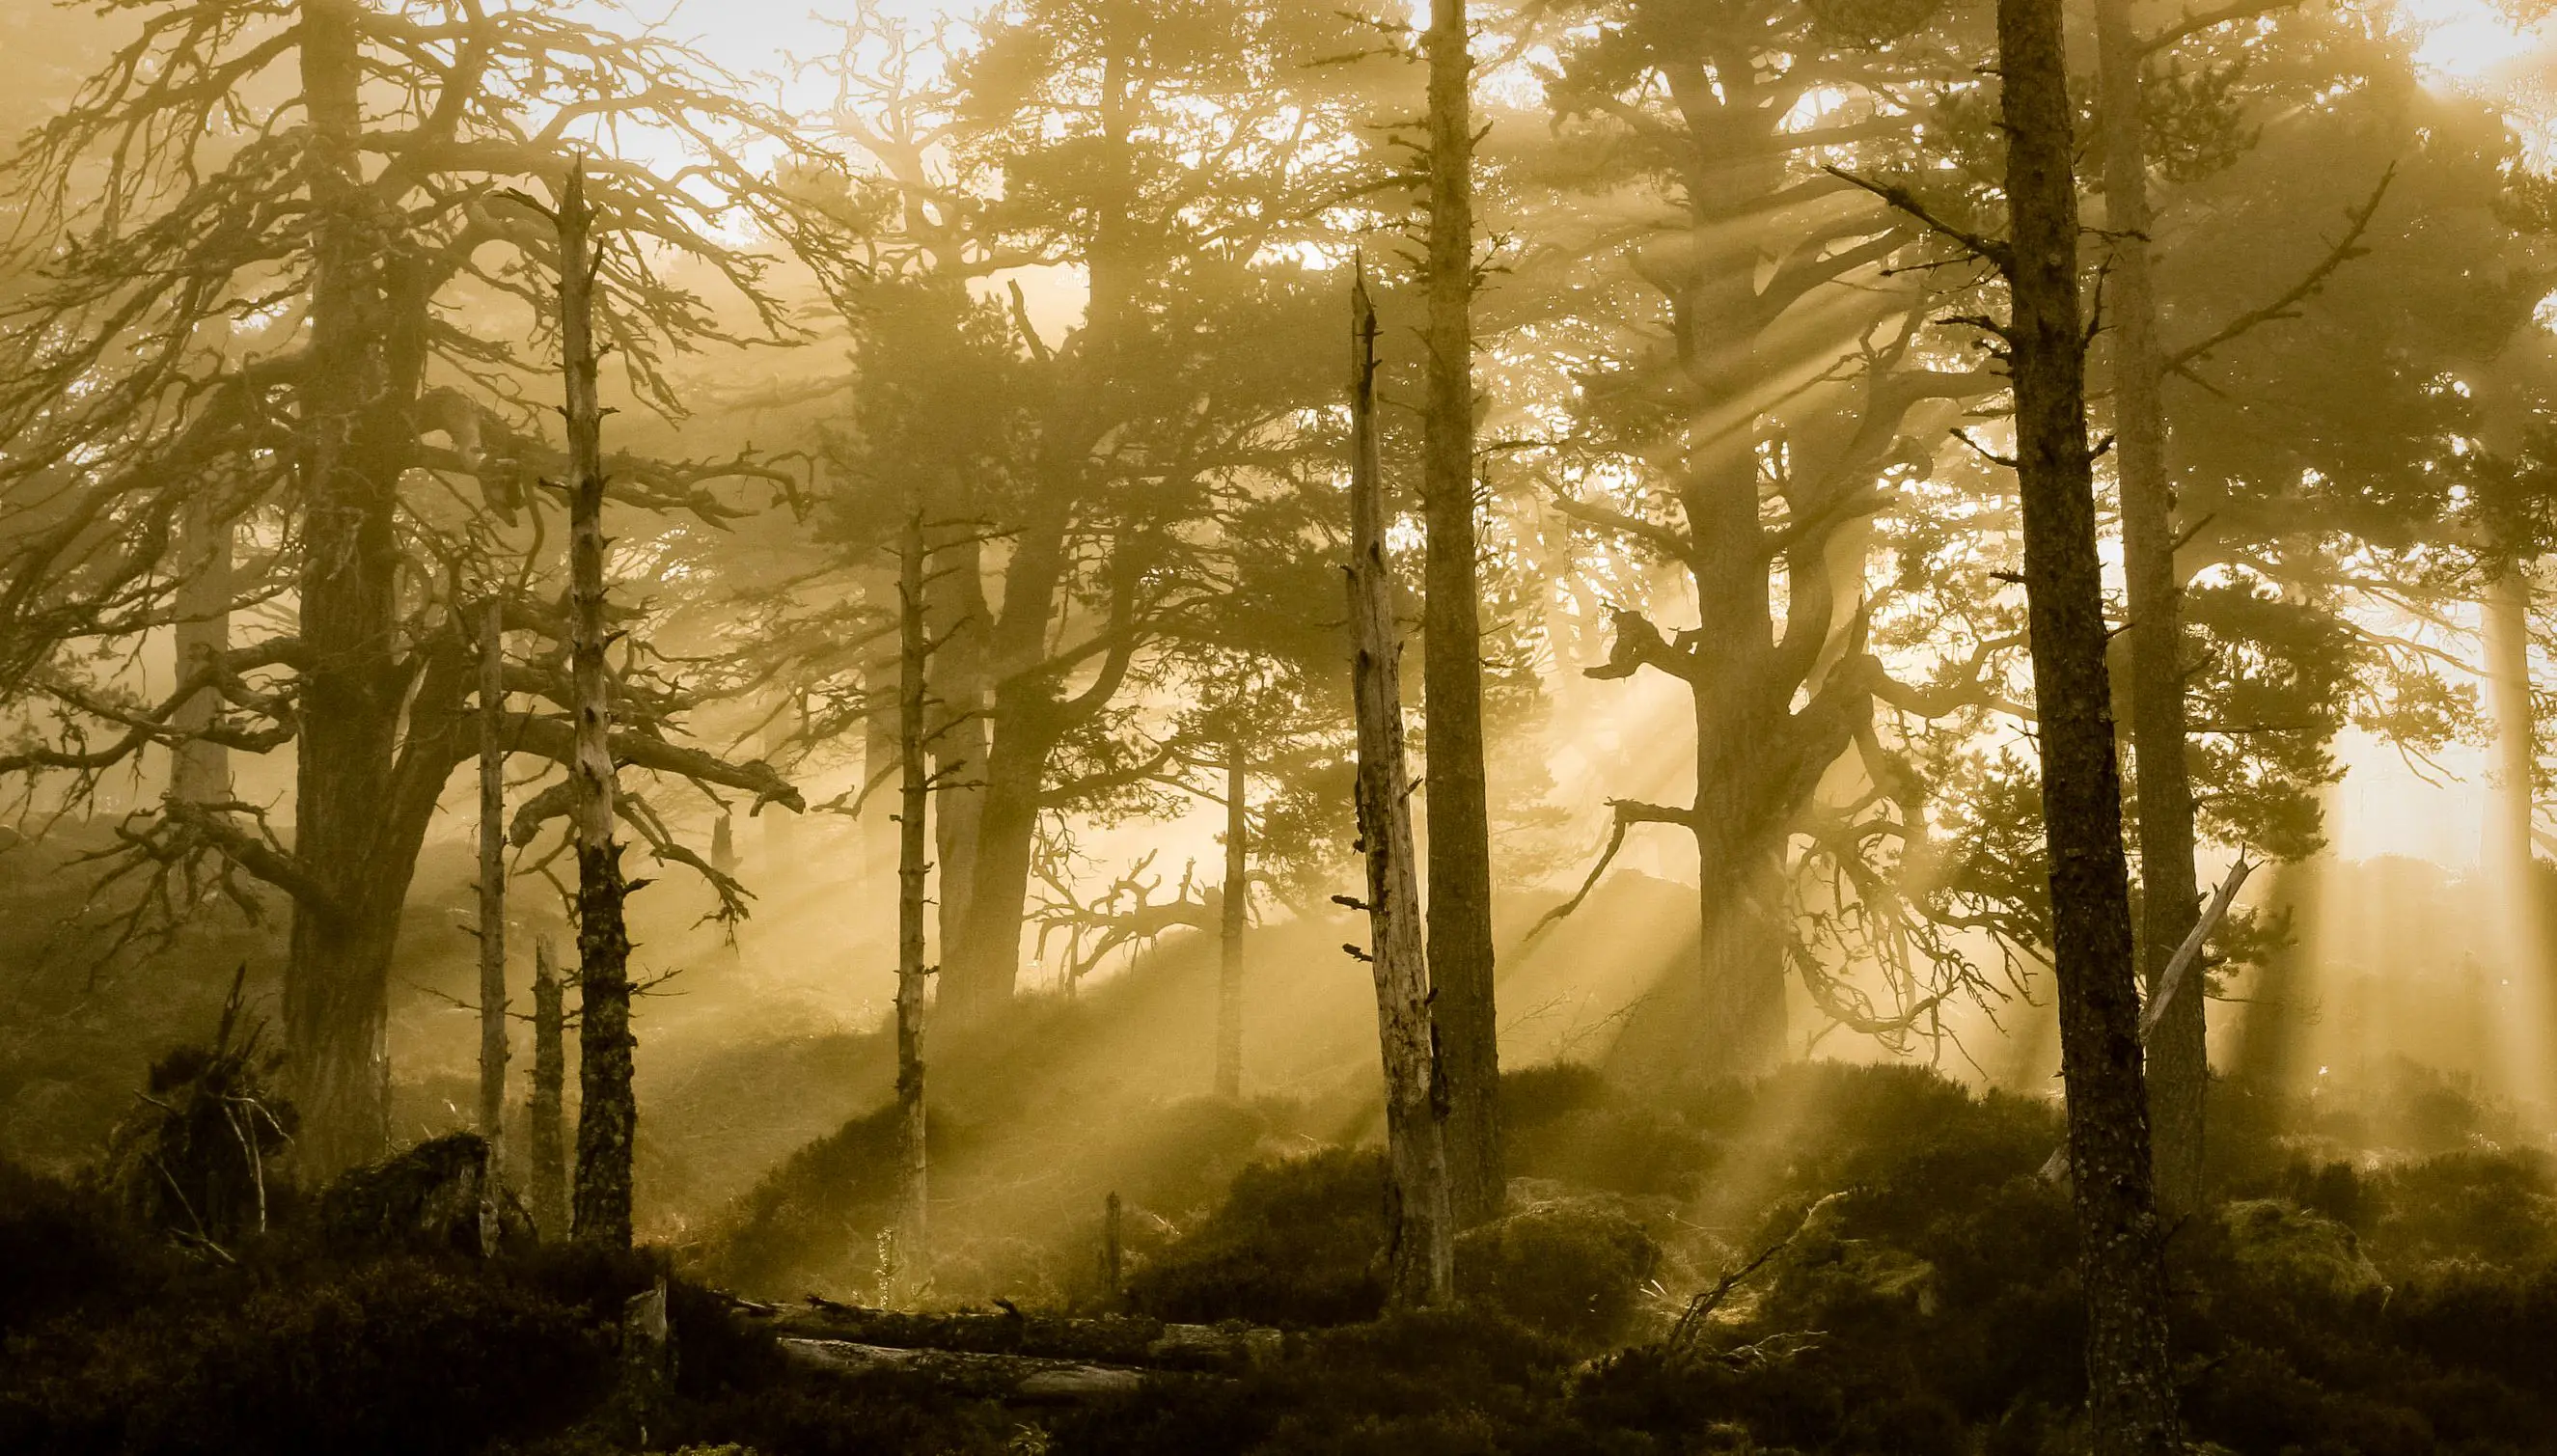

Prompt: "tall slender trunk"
[559,168,635,1249]
[1422,0,1501,1228]
[2483,562,2546,1093]
[170,492,231,804]
[2488,567,2536,882]
[1996,0,2183,1447]
[476,597,509,1150]
[287,0,401,1177]
[1347,272,1452,1308]
[927,530,989,985]
[1216,736,1249,1099]
[863,563,900,917]
[528,934,567,1237]
[2097,0,2207,1217]
[894,501,933,1301]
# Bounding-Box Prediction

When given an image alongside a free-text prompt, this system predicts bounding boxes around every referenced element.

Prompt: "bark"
[1346,273,1453,1308]
[1697,818,1788,1070]
[2485,564,2543,993]
[894,502,933,1302]
[286,0,406,1176]
[778,1339,1147,1403]
[1216,737,1248,1100]
[863,563,900,911]
[528,935,568,1237]
[559,168,636,1249]
[947,710,1050,1016]
[757,1302,1282,1373]
[935,487,1099,1024]
[928,529,990,993]
[1996,0,2183,1447]
[938,466,1084,1021]
[2097,0,2207,1221]
[169,492,231,804]
[1422,0,1502,1228]
[476,597,509,1151]
[1697,868,1790,1081]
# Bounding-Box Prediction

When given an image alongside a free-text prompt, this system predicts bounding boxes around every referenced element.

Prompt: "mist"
[6,0,2557,1451]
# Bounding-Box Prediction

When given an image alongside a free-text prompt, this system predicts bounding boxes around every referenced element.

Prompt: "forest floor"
[5,834,2555,1453]
[5,1052,2556,1455]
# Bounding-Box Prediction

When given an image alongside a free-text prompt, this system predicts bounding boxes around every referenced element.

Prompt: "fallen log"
[777,1337,1150,1404]
[735,1298,1284,1375]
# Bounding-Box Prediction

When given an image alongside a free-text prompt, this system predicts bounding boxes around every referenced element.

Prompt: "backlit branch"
[1526,799,1696,941]
[2163,168,2394,377]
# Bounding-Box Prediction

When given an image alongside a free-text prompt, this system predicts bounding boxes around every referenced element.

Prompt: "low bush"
[0,1255,615,1456]
[18,1058,2557,1456]
[1455,1198,1659,1346]
[1126,1146,1387,1328]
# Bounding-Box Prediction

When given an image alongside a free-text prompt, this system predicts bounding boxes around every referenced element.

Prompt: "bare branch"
[2162,168,2394,376]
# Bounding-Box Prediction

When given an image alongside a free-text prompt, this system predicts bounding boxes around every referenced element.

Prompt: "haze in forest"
[9,0,2557,1450]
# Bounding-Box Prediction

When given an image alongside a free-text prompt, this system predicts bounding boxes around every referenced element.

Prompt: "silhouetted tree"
[1420,0,1501,1228]
[1347,271,1451,1307]
[1995,0,2180,1443]
[0,0,826,1174]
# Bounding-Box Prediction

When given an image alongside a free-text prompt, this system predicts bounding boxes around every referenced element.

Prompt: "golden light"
[2394,0,2536,84]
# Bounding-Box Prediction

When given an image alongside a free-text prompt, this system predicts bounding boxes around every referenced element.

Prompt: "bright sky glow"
[2389,0,2557,167]
[597,0,964,87]
[2397,0,2539,81]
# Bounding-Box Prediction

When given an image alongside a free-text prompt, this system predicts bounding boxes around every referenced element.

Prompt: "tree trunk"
[2097,0,2208,1218]
[1695,819,1787,1075]
[2483,562,2548,1095]
[170,492,231,804]
[286,0,402,1177]
[559,168,636,1249]
[1687,444,1793,1081]
[476,597,509,1153]
[1217,736,1249,1099]
[1996,0,2183,1446]
[1422,0,1502,1229]
[529,934,568,1237]
[946,703,1050,1016]
[863,561,902,914]
[927,528,989,977]
[894,500,933,1302]
[1347,272,1453,1308]
[937,56,1141,1022]
[778,1339,1148,1402]
[2487,566,2536,889]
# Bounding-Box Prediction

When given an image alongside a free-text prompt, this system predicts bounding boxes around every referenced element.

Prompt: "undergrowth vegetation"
[6,1055,2555,1454]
